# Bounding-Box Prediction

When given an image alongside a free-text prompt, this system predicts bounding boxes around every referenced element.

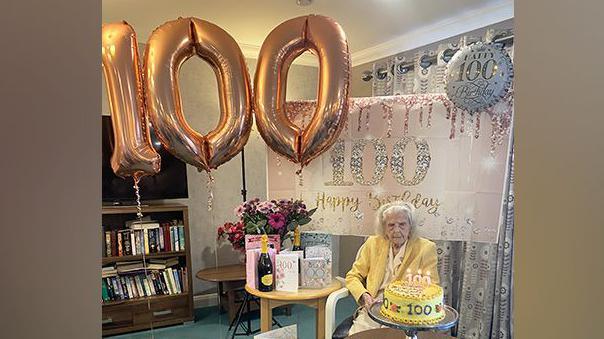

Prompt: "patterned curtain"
[436,145,514,339]
[368,30,515,338]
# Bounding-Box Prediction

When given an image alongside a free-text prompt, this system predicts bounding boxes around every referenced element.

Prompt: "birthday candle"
[422,271,432,286]
[413,269,422,284]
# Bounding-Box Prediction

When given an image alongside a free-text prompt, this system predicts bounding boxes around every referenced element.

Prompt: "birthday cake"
[380,279,445,325]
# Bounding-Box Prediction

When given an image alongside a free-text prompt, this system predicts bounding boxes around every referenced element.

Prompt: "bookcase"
[101,203,194,336]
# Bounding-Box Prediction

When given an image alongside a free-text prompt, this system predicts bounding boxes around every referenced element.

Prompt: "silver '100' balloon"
[445,42,513,113]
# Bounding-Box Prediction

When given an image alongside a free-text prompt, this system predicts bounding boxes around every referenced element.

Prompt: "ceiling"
[102,0,513,66]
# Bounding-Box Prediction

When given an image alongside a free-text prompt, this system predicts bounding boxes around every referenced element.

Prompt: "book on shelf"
[103,224,185,257]
[147,257,179,270]
[120,230,132,255]
[117,232,123,256]
[125,219,159,230]
[178,226,185,250]
[104,232,111,257]
[163,226,171,252]
[101,266,188,303]
[130,231,137,255]
[159,226,165,252]
[171,226,179,252]
[115,261,145,274]
[102,266,117,278]
[102,279,110,302]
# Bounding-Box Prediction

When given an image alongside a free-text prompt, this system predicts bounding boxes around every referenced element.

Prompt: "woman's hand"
[361,292,375,309]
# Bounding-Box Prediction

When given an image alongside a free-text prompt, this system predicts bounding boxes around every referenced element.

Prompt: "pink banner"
[267,94,512,243]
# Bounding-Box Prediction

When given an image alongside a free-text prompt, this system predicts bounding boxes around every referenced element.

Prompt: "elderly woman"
[345,201,439,335]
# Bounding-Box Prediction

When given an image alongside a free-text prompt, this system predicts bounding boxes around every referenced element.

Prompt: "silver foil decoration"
[445,42,514,113]
[350,138,388,185]
[324,139,352,186]
[353,210,365,221]
[390,137,431,186]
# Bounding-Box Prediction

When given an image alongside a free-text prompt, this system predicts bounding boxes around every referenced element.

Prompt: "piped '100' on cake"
[380,280,445,325]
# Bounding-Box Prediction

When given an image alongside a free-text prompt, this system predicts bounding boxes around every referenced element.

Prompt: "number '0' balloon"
[101,22,161,179]
[254,15,351,167]
[144,17,253,172]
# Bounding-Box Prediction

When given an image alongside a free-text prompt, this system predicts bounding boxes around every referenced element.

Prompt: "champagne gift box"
[275,253,299,292]
[301,257,331,288]
[246,248,276,289]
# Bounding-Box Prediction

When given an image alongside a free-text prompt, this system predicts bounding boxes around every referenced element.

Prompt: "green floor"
[110,296,357,339]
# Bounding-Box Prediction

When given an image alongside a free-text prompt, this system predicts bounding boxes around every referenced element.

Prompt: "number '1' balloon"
[101,22,161,179]
[254,15,351,167]
[144,17,253,172]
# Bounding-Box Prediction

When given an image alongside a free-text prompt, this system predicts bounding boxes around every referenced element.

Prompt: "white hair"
[375,201,417,240]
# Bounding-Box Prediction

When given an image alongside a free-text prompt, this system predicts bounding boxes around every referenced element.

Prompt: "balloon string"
[133,176,154,339]
[207,171,215,211]
[295,167,304,187]
[133,177,143,220]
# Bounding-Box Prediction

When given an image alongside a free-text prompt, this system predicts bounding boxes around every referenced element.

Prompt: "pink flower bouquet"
[218,198,316,253]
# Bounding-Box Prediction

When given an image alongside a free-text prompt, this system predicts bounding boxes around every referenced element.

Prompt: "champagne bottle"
[257,234,273,292]
[291,226,303,287]
[292,226,303,251]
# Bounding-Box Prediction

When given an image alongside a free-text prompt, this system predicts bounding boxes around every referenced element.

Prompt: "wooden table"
[348,328,453,339]
[245,280,342,339]
[196,264,246,321]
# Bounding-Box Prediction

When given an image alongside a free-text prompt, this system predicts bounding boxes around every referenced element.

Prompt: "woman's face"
[385,210,411,246]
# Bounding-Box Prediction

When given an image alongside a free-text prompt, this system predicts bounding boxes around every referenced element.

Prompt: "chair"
[325,241,366,339]
[325,277,353,339]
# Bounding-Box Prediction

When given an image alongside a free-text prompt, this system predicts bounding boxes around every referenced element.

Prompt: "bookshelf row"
[101,204,194,336]
[102,251,186,264]
[102,266,188,304]
[104,223,185,257]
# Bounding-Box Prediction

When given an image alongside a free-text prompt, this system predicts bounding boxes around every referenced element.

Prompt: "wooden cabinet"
[102,204,194,336]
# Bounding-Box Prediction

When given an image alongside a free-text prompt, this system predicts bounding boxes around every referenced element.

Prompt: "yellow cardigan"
[345,235,440,304]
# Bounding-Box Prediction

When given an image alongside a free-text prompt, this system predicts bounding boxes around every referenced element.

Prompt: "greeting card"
[275,253,299,292]
[301,257,331,288]
[254,324,297,339]
[300,232,332,249]
[305,245,332,264]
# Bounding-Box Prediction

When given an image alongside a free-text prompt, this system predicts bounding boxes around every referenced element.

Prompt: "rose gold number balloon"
[144,17,252,172]
[101,22,161,179]
[254,15,350,167]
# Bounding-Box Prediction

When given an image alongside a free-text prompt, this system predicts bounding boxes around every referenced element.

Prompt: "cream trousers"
[347,306,387,335]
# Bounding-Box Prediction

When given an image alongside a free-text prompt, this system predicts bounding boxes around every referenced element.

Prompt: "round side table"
[245,280,342,339]
[196,264,246,321]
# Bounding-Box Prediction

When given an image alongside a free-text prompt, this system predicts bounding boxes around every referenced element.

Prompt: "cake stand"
[367,301,458,339]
